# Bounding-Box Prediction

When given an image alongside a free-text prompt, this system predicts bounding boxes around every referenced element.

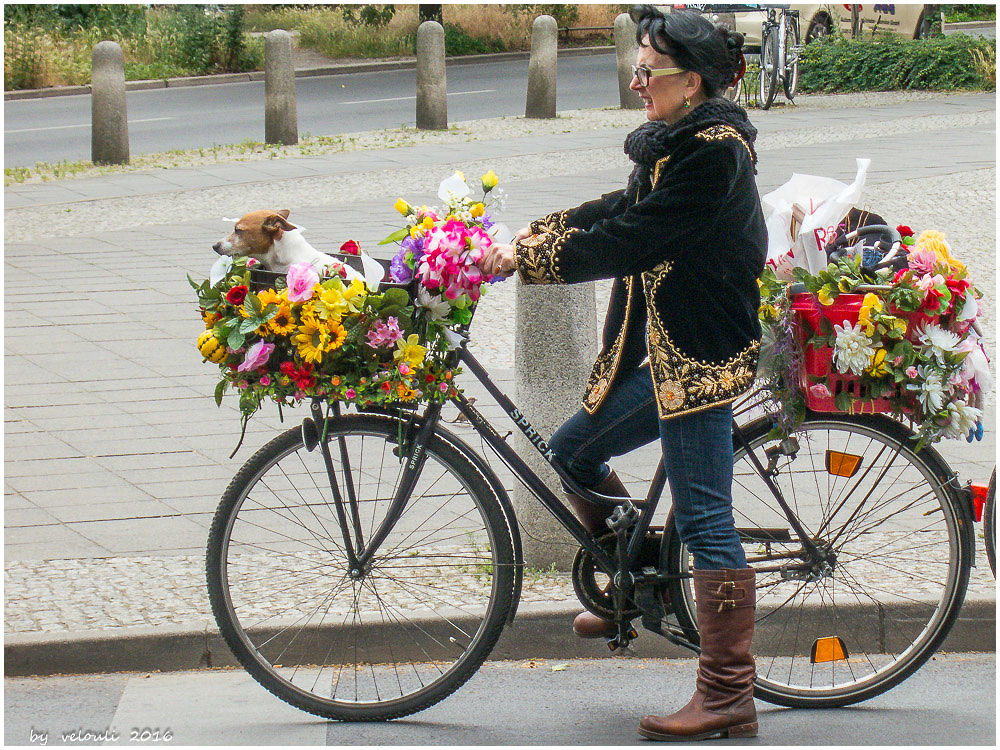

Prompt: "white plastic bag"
[762,158,870,278]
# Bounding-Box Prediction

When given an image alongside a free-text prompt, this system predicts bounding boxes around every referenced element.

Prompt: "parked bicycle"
[206,260,976,721]
[758,5,800,109]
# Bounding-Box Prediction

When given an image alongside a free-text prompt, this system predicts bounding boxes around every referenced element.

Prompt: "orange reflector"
[811,636,848,663]
[825,450,862,478]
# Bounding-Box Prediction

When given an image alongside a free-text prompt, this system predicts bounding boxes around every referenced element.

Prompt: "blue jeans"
[548,366,747,571]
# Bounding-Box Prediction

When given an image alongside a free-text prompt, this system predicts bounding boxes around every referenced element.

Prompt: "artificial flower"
[237,341,274,372]
[267,303,297,335]
[366,316,403,349]
[915,366,946,413]
[917,322,961,366]
[470,203,485,218]
[817,286,835,306]
[481,170,498,192]
[315,285,348,322]
[292,320,329,364]
[809,383,832,399]
[226,285,249,306]
[833,321,876,376]
[906,249,938,277]
[867,348,889,378]
[394,198,413,216]
[913,230,965,274]
[325,322,347,352]
[857,293,883,336]
[286,263,320,302]
[394,334,427,367]
[941,400,982,439]
[339,239,361,255]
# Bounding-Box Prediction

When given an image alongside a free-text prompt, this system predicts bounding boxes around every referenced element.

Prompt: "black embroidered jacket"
[514,124,767,419]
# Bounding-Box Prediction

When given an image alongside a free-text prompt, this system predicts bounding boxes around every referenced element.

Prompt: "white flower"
[209,255,233,287]
[416,287,452,321]
[941,400,982,439]
[959,337,993,396]
[917,322,961,366]
[956,292,978,322]
[438,172,471,202]
[833,321,875,376]
[916,366,947,414]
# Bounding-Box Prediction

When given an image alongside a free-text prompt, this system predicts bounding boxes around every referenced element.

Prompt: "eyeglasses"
[631,64,685,87]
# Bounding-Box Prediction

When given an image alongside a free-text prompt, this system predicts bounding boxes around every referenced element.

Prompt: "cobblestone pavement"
[4,91,995,636]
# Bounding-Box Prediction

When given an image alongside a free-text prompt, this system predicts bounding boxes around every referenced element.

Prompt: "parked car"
[665,5,934,49]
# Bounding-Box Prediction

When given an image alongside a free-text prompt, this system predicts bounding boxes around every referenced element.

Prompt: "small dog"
[213,210,339,274]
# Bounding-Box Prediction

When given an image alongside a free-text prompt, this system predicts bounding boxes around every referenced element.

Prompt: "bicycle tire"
[207,412,515,721]
[985,468,996,576]
[782,18,800,100]
[758,27,780,110]
[663,412,971,708]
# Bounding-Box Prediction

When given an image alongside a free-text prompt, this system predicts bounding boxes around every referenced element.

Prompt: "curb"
[4,598,994,677]
[3,46,615,102]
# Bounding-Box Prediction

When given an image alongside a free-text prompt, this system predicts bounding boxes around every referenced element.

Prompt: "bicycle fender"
[433,425,524,624]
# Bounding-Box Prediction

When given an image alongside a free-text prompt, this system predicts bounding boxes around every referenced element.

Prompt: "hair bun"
[725,30,744,50]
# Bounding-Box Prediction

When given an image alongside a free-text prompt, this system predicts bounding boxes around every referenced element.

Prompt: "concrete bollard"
[91,41,129,165]
[614,13,643,110]
[416,21,447,130]
[525,15,558,119]
[514,279,598,570]
[265,30,298,145]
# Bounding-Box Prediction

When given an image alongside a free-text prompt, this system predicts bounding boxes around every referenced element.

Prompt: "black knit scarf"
[623,98,758,200]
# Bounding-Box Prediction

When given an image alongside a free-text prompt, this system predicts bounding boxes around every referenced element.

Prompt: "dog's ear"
[263,211,296,238]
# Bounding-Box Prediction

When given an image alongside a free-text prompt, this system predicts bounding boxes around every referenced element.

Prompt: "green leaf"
[214,379,228,407]
[187,273,202,290]
[245,292,262,316]
[383,288,410,307]
[239,319,259,334]
[378,227,411,245]
[834,391,853,413]
[227,327,245,350]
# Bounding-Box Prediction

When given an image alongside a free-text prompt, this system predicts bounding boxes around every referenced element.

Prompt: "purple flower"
[237,341,275,372]
[366,316,403,348]
[286,263,319,302]
[390,247,413,283]
[481,214,494,230]
[401,234,424,262]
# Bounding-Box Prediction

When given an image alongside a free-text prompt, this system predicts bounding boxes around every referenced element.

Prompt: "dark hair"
[630,5,745,98]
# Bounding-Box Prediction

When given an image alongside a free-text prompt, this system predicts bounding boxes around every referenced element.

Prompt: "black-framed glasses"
[631,64,685,86]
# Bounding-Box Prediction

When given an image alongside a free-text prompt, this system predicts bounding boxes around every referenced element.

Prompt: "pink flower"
[893,356,904,366]
[237,380,248,390]
[294,389,305,400]
[237,341,275,372]
[439,382,449,393]
[246,257,260,268]
[366,316,403,348]
[809,383,832,399]
[286,263,319,302]
[259,375,271,386]
[398,362,411,375]
[907,250,938,276]
[344,388,357,399]
[906,366,919,378]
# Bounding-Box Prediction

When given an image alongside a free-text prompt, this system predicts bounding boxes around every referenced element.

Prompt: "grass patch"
[799,33,997,93]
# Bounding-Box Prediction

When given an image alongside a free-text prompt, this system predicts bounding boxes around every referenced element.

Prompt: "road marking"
[5,117,173,134]
[342,89,496,105]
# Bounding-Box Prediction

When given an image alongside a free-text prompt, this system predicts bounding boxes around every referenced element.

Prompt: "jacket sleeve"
[529,190,628,235]
[515,142,736,285]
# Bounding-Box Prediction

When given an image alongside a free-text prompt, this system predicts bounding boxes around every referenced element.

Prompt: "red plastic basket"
[789,293,896,414]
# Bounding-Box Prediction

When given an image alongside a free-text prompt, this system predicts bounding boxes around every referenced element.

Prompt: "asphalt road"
[4,653,995,745]
[3,52,619,168]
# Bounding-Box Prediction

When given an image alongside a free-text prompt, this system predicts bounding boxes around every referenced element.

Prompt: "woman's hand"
[513,226,532,243]
[480,243,517,278]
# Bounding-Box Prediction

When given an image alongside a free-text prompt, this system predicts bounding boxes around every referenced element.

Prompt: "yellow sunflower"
[257,289,282,307]
[324,321,347,352]
[267,302,297,336]
[292,320,328,364]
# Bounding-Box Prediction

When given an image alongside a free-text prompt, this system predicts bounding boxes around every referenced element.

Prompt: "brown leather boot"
[570,471,630,639]
[638,568,757,741]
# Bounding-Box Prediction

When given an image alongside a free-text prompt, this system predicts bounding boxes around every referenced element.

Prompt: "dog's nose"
[212,242,224,254]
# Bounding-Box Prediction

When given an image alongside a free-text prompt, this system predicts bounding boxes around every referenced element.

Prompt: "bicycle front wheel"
[782,19,800,100]
[758,30,780,110]
[665,413,971,708]
[207,412,515,721]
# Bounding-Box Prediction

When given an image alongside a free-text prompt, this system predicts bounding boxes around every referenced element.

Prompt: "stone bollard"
[416,21,447,130]
[614,13,643,110]
[514,279,598,570]
[91,41,129,165]
[265,30,298,145]
[525,15,557,119]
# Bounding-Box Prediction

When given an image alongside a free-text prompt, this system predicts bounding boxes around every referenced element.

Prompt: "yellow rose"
[481,170,498,192]
[914,230,965,274]
[470,203,485,218]
[394,198,412,216]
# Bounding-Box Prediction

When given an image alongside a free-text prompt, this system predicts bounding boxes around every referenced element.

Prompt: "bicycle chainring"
[571,530,663,621]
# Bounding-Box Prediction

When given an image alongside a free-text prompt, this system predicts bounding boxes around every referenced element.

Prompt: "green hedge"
[799,34,996,93]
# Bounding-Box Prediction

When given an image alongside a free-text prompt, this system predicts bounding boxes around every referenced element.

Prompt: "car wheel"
[805,14,832,43]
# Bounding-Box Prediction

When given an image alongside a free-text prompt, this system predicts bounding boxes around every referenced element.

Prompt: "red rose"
[381,381,392,392]
[896,225,914,237]
[338,266,348,279]
[279,361,297,376]
[425,374,435,383]
[226,285,248,305]
[340,240,361,255]
[298,374,316,389]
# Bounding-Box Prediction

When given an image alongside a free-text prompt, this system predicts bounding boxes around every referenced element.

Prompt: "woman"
[479,5,767,742]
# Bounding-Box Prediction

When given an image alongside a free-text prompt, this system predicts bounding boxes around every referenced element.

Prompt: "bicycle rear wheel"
[207,412,515,721]
[985,468,996,576]
[758,28,780,110]
[665,413,971,708]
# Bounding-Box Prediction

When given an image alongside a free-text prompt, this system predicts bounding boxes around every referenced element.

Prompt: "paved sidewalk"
[4,92,996,672]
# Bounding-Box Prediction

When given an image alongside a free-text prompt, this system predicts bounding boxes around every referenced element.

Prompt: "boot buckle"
[718,599,736,612]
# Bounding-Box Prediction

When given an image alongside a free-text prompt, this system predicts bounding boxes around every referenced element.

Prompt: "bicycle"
[206,264,975,721]
[758,5,800,110]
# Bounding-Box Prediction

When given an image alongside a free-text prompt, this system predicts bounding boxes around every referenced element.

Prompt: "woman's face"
[630,35,703,124]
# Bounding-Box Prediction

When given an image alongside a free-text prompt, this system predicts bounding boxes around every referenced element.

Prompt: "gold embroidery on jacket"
[583,276,634,415]
[694,125,753,160]
[529,210,569,235]
[642,261,759,419]
[514,231,571,285]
